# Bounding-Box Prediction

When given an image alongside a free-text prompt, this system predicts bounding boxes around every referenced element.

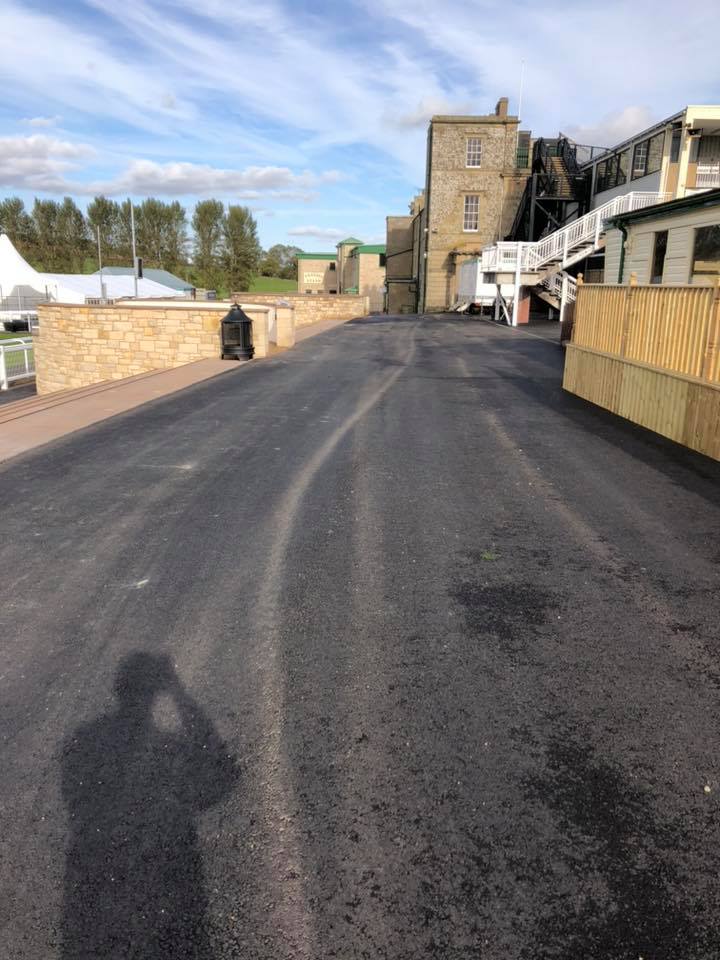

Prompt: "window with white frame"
[632,140,648,179]
[466,137,482,167]
[631,133,664,180]
[463,195,480,231]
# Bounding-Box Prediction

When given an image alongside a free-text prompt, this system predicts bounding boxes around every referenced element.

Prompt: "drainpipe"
[617,221,628,284]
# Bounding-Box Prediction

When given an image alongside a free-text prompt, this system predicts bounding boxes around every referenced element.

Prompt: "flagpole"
[517,59,525,125]
[515,59,526,164]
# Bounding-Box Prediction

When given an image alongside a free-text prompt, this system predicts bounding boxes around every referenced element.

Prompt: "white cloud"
[0,137,341,199]
[93,161,341,198]
[364,0,720,150]
[67,0,478,176]
[0,135,94,191]
[22,115,62,128]
[2,0,718,240]
[0,2,184,134]
[287,226,347,240]
[564,106,659,149]
[392,97,474,130]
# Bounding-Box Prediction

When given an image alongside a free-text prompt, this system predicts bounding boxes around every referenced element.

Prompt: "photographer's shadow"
[61,652,238,959]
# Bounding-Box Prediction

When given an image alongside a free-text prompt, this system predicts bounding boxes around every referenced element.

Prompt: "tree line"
[0,196,301,294]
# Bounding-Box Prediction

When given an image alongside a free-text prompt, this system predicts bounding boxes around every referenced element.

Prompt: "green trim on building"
[606,188,720,228]
[351,244,386,255]
[345,286,359,293]
[336,237,363,247]
[297,252,337,260]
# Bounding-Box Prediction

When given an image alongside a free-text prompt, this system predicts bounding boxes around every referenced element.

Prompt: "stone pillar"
[275,306,296,348]
[250,309,269,358]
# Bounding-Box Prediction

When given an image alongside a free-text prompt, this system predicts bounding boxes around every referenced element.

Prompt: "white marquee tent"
[0,233,181,313]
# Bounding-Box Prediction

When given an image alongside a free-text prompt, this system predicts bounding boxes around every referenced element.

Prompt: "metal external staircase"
[508,136,587,244]
[457,190,670,324]
[482,191,669,276]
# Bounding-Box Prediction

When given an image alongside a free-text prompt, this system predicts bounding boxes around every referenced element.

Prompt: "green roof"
[350,244,386,256]
[297,252,337,260]
[606,188,720,227]
[336,236,363,247]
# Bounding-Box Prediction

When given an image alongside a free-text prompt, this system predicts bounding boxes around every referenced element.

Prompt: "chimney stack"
[495,97,509,118]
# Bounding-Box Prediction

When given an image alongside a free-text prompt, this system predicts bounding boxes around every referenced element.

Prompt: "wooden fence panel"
[565,278,720,461]
[573,285,625,354]
[573,279,720,385]
[564,344,720,460]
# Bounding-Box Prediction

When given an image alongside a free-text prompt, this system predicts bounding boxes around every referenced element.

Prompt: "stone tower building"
[386,97,530,313]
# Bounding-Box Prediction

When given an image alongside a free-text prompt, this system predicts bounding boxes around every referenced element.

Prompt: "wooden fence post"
[701,276,720,382]
[572,274,584,342]
[620,272,637,358]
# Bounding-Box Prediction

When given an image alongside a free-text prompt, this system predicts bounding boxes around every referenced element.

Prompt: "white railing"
[481,243,527,272]
[482,191,670,274]
[696,166,720,189]
[0,337,35,390]
[540,271,577,303]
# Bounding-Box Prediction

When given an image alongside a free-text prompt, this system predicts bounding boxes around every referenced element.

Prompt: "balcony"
[696,165,720,190]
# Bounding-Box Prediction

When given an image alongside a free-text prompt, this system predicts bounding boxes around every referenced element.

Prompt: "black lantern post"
[221,304,254,360]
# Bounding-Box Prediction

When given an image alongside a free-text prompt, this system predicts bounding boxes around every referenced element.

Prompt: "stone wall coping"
[45,300,271,313]
[232,292,367,301]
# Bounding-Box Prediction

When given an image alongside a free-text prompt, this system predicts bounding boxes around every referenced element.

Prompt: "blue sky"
[0,0,718,251]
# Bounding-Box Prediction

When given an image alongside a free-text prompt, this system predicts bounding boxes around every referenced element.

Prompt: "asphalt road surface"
[2,315,720,959]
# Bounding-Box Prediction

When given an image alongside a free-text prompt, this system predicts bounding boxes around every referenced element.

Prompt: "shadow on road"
[61,652,238,959]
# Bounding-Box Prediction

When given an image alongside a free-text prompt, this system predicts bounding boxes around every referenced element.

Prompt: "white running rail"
[482,191,670,273]
[0,337,35,390]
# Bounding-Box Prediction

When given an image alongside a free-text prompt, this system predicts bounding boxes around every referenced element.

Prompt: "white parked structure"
[0,234,182,325]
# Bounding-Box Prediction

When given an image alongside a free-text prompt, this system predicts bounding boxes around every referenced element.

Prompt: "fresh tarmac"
[1,314,719,958]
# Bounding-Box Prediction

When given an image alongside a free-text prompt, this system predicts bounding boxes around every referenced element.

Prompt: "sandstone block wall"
[296,257,338,294]
[358,255,386,313]
[35,301,271,395]
[386,216,417,314]
[232,292,368,327]
[386,217,414,281]
[423,116,525,311]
